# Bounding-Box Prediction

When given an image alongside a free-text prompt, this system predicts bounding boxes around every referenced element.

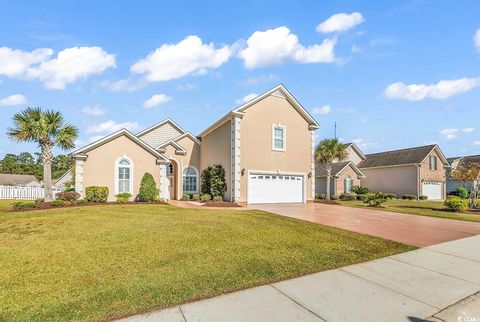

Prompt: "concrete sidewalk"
[119,235,480,322]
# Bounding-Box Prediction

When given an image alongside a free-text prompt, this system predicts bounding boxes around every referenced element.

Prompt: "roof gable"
[316,161,365,178]
[156,140,187,155]
[136,119,186,148]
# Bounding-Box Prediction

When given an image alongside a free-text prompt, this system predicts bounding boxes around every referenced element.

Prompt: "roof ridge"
[365,144,436,156]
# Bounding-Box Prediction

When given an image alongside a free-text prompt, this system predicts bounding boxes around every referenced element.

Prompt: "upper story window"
[116,158,132,193]
[272,124,286,151]
[344,176,353,193]
[429,155,438,170]
[183,166,198,193]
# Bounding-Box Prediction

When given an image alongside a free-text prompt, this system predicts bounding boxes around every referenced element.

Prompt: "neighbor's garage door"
[422,182,442,200]
[248,174,303,204]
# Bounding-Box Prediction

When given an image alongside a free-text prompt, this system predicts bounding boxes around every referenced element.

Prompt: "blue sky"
[0,0,479,158]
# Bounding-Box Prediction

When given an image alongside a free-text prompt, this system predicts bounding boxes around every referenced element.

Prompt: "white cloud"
[0,47,53,77]
[26,46,116,89]
[312,105,331,115]
[384,77,480,101]
[131,35,231,81]
[351,45,360,53]
[86,120,140,134]
[238,26,336,69]
[474,28,480,53]
[474,140,480,145]
[0,94,27,106]
[82,105,105,116]
[101,79,144,92]
[178,83,197,91]
[143,94,172,109]
[351,138,376,149]
[316,12,364,33]
[235,93,258,104]
[439,128,459,140]
[463,127,475,133]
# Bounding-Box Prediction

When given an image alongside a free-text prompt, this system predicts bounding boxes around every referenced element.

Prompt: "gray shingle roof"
[450,155,480,167]
[316,161,364,177]
[0,173,39,186]
[358,145,437,169]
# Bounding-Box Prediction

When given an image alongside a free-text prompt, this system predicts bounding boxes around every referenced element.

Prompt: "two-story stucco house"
[71,84,319,204]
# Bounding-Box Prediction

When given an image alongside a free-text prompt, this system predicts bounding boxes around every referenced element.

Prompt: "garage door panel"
[248,174,303,204]
[422,182,442,200]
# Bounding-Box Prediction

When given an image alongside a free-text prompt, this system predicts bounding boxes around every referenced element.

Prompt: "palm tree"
[315,138,348,200]
[8,108,78,201]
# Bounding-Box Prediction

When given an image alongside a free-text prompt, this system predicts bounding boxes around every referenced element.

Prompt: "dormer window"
[272,124,286,151]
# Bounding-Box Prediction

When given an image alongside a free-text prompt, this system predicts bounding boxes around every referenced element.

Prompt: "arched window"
[344,176,352,193]
[166,163,174,175]
[183,166,198,193]
[116,158,132,193]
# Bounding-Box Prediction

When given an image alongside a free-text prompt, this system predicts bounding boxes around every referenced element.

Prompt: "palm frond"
[55,124,79,150]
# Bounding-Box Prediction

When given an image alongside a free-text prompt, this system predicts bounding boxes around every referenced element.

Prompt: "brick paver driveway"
[252,203,480,247]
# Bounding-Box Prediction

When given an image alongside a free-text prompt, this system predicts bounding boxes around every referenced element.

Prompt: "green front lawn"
[0,202,413,321]
[338,199,480,223]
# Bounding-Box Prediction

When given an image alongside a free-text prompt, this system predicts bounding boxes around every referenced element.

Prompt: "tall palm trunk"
[325,163,332,201]
[42,143,53,201]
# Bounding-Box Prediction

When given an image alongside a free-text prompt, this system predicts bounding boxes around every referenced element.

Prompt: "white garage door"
[422,182,442,200]
[248,174,304,204]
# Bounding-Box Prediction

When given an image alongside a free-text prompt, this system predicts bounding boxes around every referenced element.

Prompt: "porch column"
[231,116,241,202]
[310,129,316,200]
[159,164,167,200]
[75,159,84,198]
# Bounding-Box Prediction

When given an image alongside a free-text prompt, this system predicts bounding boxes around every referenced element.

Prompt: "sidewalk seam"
[423,248,480,263]
[178,306,187,322]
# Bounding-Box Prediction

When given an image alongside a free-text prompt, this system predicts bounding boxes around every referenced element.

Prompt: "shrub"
[213,195,223,201]
[419,195,428,200]
[64,187,75,192]
[456,186,469,199]
[115,192,132,204]
[339,193,356,201]
[315,193,326,200]
[181,193,190,200]
[444,196,469,212]
[77,199,88,205]
[34,198,44,206]
[362,192,388,207]
[192,194,200,201]
[55,191,80,203]
[401,194,416,200]
[51,200,65,207]
[12,201,36,210]
[85,186,109,203]
[201,193,212,202]
[201,164,227,197]
[383,193,396,200]
[356,194,367,201]
[330,195,339,200]
[138,173,159,202]
[351,185,369,194]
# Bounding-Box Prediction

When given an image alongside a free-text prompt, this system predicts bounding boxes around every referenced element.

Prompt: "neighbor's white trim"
[136,118,187,137]
[114,155,134,195]
[272,123,287,152]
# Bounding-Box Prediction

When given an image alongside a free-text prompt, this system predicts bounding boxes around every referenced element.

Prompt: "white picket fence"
[0,185,61,200]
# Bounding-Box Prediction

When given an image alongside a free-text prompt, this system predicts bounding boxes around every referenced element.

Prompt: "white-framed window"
[429,155,437,170]
[166,163,174,175]
[272,124,286,151]
[344,176,352,193]
[183,166,198,193]
[115,157,133,194]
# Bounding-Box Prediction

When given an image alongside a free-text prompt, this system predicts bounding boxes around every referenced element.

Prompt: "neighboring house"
[358,144,449,200]
[53,170,73,192]
[446,155,480,194]
[315,142,366,197]
[71,84,319,204]
[0,173,41,187]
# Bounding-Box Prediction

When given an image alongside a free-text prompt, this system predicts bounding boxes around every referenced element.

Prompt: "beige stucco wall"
[81,135,161,201]
[163,136,201,197]
[239,95,313,203]
[200,121,232,200]
[360,165,418,196]
[419,149,447,198]
[336,165,361,195]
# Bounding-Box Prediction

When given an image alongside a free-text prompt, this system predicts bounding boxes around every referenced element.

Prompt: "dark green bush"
[401,194,416,200]
[351,185,369,194]
[444,196,468,212]
[201,164,227,197]
[356,194,367,201]
[115,192,132,203]
[11,201,36,210]
[77,199,88,205]
[456,186,469,199]
[383,193,396,199]
[181,193,190,200]
[201,193,212,202]
[419,195,428,200]
[362,192,388,207]
[51,200,65,207]
[213,195,223,201]
[339,193,356,201]
[85,186,109,203]
[55,191,80,203]
[138,173,159,202]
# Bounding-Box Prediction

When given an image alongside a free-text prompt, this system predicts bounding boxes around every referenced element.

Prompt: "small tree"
[451,163,480,208]
[138,173,159,202]
[201,164,227,197]
[201,166,212,194]
[315,139,348,200]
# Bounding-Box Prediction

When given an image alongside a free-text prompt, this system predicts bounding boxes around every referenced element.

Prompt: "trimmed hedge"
[401,194,416,200]
[419,195,428,200]
[181,193,190,201]
[339,193,356,201]
[192,194,200,201]
[55,191,80,203]
[138,173,159,202]
[213,195,223,201]
[11,201,36,210]
[201,193,212,202]
[85,186,109,203]
[51,200,65,207]
[362,192,388,207]
[444,196,469,212]
[115,192,132,203]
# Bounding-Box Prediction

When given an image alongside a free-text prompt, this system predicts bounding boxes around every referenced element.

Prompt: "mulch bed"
[204,200,241,207]
[9,201,168,212]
